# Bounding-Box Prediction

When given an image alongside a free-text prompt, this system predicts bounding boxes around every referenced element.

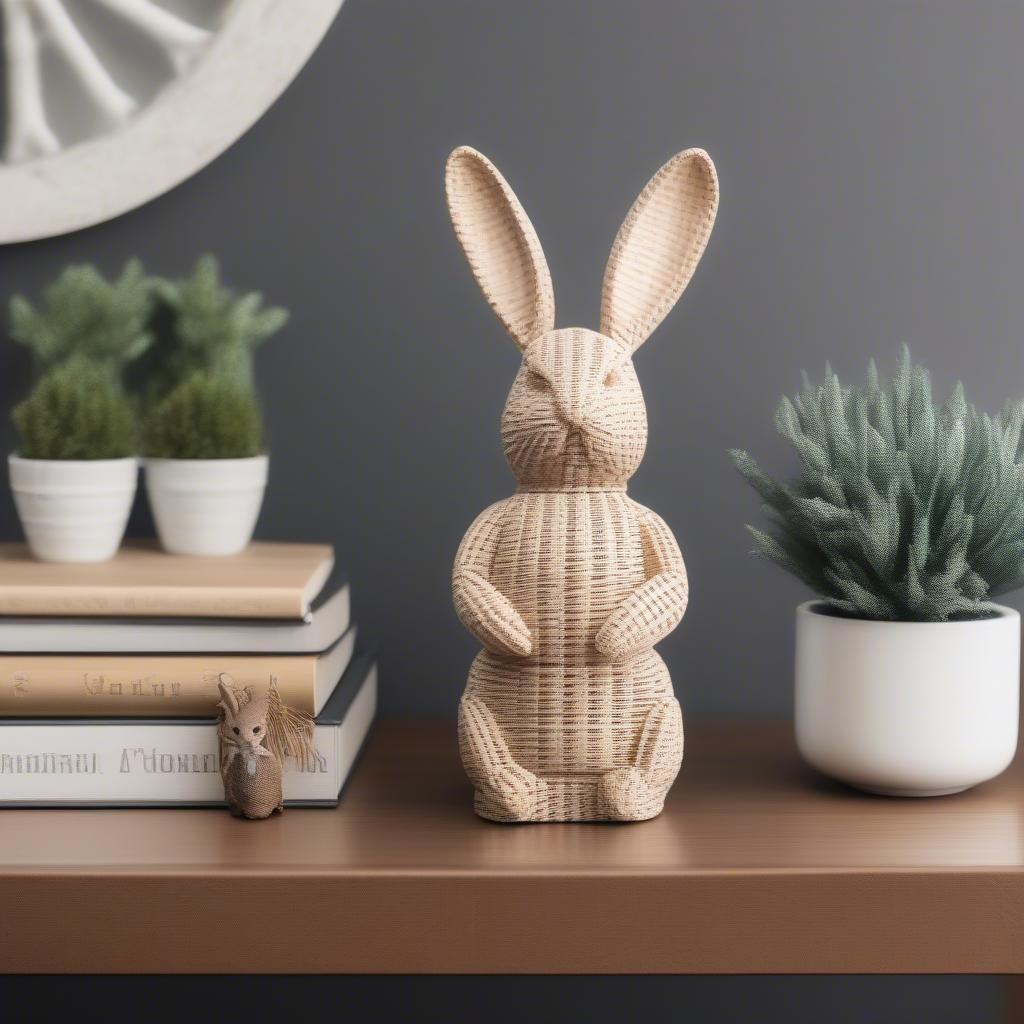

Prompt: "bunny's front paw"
[480,612,531,658]
[596,573,689,661]
[453,569,533,657]
[595,610,643,662]
[499,621,533,658]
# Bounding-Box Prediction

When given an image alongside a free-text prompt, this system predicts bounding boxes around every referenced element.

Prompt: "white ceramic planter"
[9,454,137,563]
[795,601,1020,796]
[144,455,268,556]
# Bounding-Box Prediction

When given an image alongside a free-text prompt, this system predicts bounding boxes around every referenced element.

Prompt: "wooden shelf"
[2,718,1024,973]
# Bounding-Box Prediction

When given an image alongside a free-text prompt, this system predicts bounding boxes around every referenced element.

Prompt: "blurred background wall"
[2,2,1017,1019]
[5,0,1024,719]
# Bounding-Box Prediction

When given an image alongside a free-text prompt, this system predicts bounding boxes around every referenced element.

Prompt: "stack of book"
[0,542,376,807]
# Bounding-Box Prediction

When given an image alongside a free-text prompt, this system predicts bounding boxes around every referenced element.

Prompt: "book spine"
[0,655,317,716]
[0,673,376,806]
[0,721,340,804]
[0,586,304,620]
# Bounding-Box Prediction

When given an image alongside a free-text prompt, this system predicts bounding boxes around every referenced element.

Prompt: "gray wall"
[0,3,1012,1018]
[4,0,1024,725]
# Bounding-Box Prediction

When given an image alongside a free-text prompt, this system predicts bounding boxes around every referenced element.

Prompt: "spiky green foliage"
[731,348,1024,621]
[9,260,153,375]
[142,372,263,460]
[13,358,137,460]
[151,254,288,394]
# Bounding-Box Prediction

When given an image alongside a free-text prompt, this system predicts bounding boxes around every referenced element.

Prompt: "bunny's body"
[447,147,718,821]
[461,489,683,822]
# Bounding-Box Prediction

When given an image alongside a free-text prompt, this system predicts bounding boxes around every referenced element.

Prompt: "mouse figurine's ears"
[446,146,718,353]
[217,673,239,716]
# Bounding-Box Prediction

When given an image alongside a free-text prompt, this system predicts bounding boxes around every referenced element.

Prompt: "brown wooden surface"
[2,718,1024,974]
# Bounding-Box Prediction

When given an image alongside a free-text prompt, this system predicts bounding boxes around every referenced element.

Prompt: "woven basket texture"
[447,146,718,821]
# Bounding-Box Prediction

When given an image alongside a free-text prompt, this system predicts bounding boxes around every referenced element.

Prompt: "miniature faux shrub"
[151,254,288,393]
[142,372,263,460]
[13,358,137,460]
[731,348,1024,621]
[10,260,153,374]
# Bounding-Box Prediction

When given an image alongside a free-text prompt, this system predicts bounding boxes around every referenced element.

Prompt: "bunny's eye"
[253,725,261,734]
[604,371,618,388]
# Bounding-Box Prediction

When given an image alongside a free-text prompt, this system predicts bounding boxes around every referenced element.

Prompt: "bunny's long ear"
[600,148,719,351]
[446,146,555,351]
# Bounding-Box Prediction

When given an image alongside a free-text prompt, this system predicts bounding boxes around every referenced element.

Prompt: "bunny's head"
[217,674,270,760]
[446,146,718,489]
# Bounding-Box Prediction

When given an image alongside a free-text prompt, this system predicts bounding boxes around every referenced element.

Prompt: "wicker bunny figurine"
[217,674,314,819]
[447,146,719,822]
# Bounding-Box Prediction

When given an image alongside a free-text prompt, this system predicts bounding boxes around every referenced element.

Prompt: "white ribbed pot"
[144,455,268,556]
[9,454,137,563]
[795,601,1020,797]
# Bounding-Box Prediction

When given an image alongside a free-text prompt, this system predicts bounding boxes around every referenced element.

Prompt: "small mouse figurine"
[216,673,314,819]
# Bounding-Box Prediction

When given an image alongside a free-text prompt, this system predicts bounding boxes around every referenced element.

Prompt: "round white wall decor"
[0,0,344,243]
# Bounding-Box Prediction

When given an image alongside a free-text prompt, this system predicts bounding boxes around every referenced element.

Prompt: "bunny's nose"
[553,393,588,431]
[546,371,598,430]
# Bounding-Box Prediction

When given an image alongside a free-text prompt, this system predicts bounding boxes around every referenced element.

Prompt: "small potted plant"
[141,255,287,556]
[732,348,1022,796]
[8,262,151,562]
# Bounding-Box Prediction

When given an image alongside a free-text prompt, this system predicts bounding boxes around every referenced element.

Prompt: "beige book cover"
[0,628,355,717]
[0,541,334,620]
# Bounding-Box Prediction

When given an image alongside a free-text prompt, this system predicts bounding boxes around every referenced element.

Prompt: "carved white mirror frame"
[0,0,343,243]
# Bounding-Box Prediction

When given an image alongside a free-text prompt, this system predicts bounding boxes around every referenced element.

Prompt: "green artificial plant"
[8,261,151,460]
[731,347,1024,622]
[142,372,262,460]
[9,260,153,377]
[151,254,288,393]
[13,357,137,460]
[141,255,285,459]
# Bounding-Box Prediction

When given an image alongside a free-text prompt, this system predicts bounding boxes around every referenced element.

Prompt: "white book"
[0,570,350,654]
[0,656,377,807]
